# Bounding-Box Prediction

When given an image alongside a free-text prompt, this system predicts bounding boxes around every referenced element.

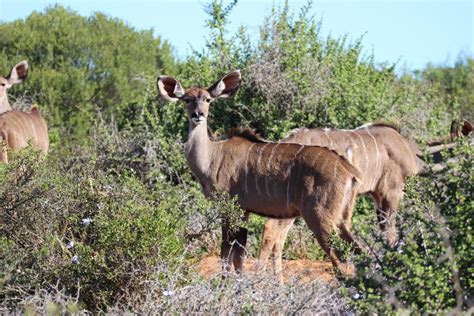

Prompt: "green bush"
[0,5,174,141]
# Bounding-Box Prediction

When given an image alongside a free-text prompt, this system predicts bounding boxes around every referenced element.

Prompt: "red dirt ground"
[198,255,336,283]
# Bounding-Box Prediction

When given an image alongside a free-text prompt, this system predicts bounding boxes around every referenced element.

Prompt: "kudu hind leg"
[380,190,402,246]
[339,188,363,254]
[221,214,249,276]
[301,210,348,274]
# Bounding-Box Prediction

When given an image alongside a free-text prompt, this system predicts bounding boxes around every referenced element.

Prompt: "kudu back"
[0,61,48,163]
[259,124,422,278]
[157,70,363,276]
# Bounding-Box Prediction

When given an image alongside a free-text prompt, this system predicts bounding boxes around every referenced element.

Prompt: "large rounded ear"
[157,76,185,102]
[207,70,241,99]
[7,60,29,85]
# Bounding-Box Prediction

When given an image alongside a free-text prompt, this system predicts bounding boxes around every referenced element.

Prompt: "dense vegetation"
[0,1,472,314]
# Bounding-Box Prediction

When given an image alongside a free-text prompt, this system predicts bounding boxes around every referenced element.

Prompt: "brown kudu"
[0,61,49,163]
[259,121,472,281]
[157,70,363,276]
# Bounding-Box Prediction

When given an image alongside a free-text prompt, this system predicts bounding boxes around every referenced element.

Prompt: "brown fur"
[0,109,49,163]
[157,71,362,277]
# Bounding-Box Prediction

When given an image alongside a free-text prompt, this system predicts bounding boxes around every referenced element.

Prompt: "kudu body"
[157,71,363,275]
[259,124,422,278]
[0,61,48,163]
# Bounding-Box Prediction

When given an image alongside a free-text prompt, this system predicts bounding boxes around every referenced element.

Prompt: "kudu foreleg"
[220,213,249,277]
[0,133,8,163]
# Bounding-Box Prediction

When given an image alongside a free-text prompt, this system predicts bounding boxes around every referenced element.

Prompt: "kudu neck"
[0,96,12,114]
[186,121,215,176]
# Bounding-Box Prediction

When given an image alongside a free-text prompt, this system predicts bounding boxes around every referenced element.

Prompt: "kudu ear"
[7,60,29,85]
[207,70,241,99]
[157,76,185,102]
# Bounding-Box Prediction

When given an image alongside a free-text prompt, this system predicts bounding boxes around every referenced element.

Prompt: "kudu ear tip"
[16,60,28,69]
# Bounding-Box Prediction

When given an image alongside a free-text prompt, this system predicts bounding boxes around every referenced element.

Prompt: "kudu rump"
[0,61,48,163]
[157,71,363,275]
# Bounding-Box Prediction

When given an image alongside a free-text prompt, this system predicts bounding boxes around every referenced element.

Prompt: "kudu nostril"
[192,111,204,119]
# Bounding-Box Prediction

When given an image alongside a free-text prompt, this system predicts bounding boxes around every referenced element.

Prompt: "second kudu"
[258,122,472,281]
[0,61,49,163]
[157,70,363,275]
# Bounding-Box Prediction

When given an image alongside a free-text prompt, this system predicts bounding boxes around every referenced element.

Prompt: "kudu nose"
[191,111,205,119]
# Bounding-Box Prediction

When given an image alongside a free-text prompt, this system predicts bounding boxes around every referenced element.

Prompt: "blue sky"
[1,0,472,70]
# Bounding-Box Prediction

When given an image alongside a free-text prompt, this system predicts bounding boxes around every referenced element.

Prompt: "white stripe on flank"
[333,158,339,178]
[351,131,368,173]
[244,143,257,195]
[264,142,281,198]
[322,131,332,149]
[346,146,354,164]
[341,179,352,212]
[324,129,335,149]
[366,127,379,172]
[255,143,270,196]
[286,145,305,210]
[311,151,323,168]
[320,155,329,174]
[312,132,320,145]
[28,115,37,145]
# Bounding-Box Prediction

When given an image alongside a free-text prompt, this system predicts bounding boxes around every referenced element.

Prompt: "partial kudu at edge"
[0,61,49,163]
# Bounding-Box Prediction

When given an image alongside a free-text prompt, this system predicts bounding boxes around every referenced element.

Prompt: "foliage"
[0,0,473,314]
[0,5,174,142]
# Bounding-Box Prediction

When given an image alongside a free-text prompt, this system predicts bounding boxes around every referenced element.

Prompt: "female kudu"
[0,61,48,163]
[157,70,362,275]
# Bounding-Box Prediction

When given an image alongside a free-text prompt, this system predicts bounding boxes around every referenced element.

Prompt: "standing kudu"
[0,61,49,163]
[259,121,473,280]
[157,70,363,275]
[259,124,423,279]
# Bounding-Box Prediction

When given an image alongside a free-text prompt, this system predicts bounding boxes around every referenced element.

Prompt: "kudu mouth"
[191,111,206,125]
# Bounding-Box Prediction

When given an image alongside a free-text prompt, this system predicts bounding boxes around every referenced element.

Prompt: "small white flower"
[81,218,93,225]
[162,289,174,297]
[353,292,361,300]
[66,241,75,249]
[71,255,79,264]
[97,202,104,210]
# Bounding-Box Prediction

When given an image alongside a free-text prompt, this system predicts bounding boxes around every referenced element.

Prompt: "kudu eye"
[205,98,211,103]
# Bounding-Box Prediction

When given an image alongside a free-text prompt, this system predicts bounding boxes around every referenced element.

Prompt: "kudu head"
[157,70,241,126]
[0,61,29,113]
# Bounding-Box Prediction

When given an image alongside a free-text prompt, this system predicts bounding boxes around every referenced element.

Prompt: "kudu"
[259,124,422,279]
[0,61,49,163]
[259,121,473,280]
[157,70,363,275]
